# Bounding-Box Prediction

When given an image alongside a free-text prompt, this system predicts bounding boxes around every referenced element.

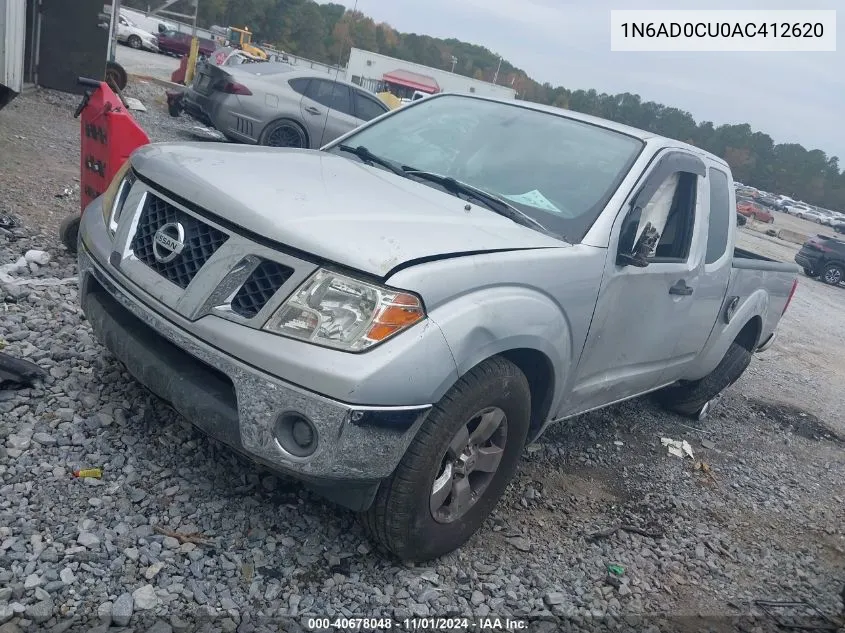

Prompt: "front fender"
[426,285,572,410]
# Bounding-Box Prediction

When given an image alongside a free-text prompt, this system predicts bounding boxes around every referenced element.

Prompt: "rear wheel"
[260,119,307,148]
[822,263,844,286]
[128,35,142,49]
[655,339,753,418]
[361,356,531,561]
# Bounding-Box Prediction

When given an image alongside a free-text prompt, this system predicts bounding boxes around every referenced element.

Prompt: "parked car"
[120,7,176,35]
[157,29,217,57]
[795,235,845,286]
[183,65,390,147]
[77,93,799,561]
[815,209,839,226]
[115,14,159,52]
[755,194,781,210]
[737,200,773,223]
[798,209,826,223]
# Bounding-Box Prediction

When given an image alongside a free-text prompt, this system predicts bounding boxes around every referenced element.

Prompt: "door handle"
[304,106,321,115]
[669,280,694,296]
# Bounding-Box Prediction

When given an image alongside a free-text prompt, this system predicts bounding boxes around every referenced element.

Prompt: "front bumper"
[794,251,821,272]
[78,245,431,509]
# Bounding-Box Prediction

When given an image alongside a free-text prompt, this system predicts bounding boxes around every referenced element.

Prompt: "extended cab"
[77,93,799,561]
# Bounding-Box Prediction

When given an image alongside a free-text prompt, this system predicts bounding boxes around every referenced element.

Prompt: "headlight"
[100,161,134,238]
[263,269,425,352]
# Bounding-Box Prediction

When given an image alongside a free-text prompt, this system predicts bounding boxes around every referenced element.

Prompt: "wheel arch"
[440,347,557,446]
[734,316,762,352]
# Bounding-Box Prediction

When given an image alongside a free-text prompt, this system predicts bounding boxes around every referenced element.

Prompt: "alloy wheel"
[430,406,508,524]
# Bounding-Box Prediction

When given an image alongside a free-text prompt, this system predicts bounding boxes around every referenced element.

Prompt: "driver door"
[564,151,707,416]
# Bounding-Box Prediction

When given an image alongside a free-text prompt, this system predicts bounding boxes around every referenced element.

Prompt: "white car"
[784,203,811,216]
[798,209,825,223]
[116,14,160,52]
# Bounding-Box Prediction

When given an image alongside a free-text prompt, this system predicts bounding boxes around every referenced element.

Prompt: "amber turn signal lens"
[366,292,424,342]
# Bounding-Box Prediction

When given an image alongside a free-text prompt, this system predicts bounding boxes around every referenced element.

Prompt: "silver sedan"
[183,63,390,148]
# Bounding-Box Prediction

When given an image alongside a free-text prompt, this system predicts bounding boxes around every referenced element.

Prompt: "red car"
[737,200,774,224]
[157,29,217,57]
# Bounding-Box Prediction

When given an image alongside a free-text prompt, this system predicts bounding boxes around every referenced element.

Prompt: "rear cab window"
[706,168,731,264]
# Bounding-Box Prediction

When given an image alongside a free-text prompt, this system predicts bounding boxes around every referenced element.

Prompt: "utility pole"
[450,56,458,73]
[148,0,200,83]
[492,56,502,85]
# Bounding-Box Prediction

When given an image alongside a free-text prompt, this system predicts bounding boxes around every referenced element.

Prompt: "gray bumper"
[78,246,431,509]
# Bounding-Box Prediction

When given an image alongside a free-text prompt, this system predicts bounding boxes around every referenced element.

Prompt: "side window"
[352,90,388,122]
[635,171,698,261]
[288,78,310,95]
[706,168,731,264]
[305,80,353,115]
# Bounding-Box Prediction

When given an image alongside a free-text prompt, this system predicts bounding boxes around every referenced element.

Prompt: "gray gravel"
[1,86,844,633]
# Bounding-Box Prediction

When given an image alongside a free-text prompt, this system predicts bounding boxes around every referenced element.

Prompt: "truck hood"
[130,143,567,277]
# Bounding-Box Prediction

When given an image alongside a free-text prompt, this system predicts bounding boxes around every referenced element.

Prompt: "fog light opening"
[274,412,318,458]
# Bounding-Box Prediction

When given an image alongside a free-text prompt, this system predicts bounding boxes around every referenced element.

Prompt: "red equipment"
[60,78,150,252]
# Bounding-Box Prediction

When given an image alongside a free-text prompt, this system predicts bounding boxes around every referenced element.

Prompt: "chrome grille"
[230,260,294,318]
[131,194,228,289]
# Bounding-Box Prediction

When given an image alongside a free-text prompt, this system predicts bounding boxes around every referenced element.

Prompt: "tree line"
[123,0,845,210]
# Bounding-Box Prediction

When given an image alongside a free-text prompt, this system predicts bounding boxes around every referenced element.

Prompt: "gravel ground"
[0,85,844,633]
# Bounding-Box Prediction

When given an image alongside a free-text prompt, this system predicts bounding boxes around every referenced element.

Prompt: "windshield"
[326,95,644,242]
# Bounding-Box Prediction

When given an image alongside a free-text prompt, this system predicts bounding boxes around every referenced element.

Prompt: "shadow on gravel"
[747,399,844,444]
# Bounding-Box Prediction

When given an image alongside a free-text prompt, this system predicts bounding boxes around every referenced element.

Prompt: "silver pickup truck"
[77,93,799,561]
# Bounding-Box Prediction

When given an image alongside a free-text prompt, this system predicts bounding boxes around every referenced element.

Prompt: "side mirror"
[616,205,650,267]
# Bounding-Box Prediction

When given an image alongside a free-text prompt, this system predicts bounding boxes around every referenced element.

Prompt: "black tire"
[259,119,308,148]
[361,356,531,561]
[128,35,142,49]
[59,214,81,254]
[821,263,844,286]
[655,340,753,418]
[802,267,816,278]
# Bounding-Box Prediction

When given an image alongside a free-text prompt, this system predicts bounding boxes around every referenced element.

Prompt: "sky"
[323,0,844,162]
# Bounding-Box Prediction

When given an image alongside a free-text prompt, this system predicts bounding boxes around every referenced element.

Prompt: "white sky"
[327,0,844,161]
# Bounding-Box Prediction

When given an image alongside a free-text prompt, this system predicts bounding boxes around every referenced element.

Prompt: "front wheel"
[803,267,816,278]
[655,339,753,418]
[822,263,844,286]
[128,35,142,49]
[361,356,531,561]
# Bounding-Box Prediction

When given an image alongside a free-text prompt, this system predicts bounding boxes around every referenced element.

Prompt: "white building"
[345,48,516,100]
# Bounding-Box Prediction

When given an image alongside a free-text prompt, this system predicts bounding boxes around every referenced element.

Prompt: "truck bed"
[729,248,799,346]
[733,247,799,272]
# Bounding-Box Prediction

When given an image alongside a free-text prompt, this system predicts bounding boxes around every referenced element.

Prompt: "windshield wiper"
[402,168,556,237]
[337,145,407,178]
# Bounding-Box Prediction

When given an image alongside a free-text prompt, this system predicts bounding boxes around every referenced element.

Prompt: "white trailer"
[0,0,25,109]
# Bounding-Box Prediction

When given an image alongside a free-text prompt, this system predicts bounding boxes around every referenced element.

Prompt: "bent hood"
[130,143,567,277]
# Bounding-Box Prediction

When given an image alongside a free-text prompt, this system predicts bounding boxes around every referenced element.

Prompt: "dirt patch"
[747,400,843,443]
